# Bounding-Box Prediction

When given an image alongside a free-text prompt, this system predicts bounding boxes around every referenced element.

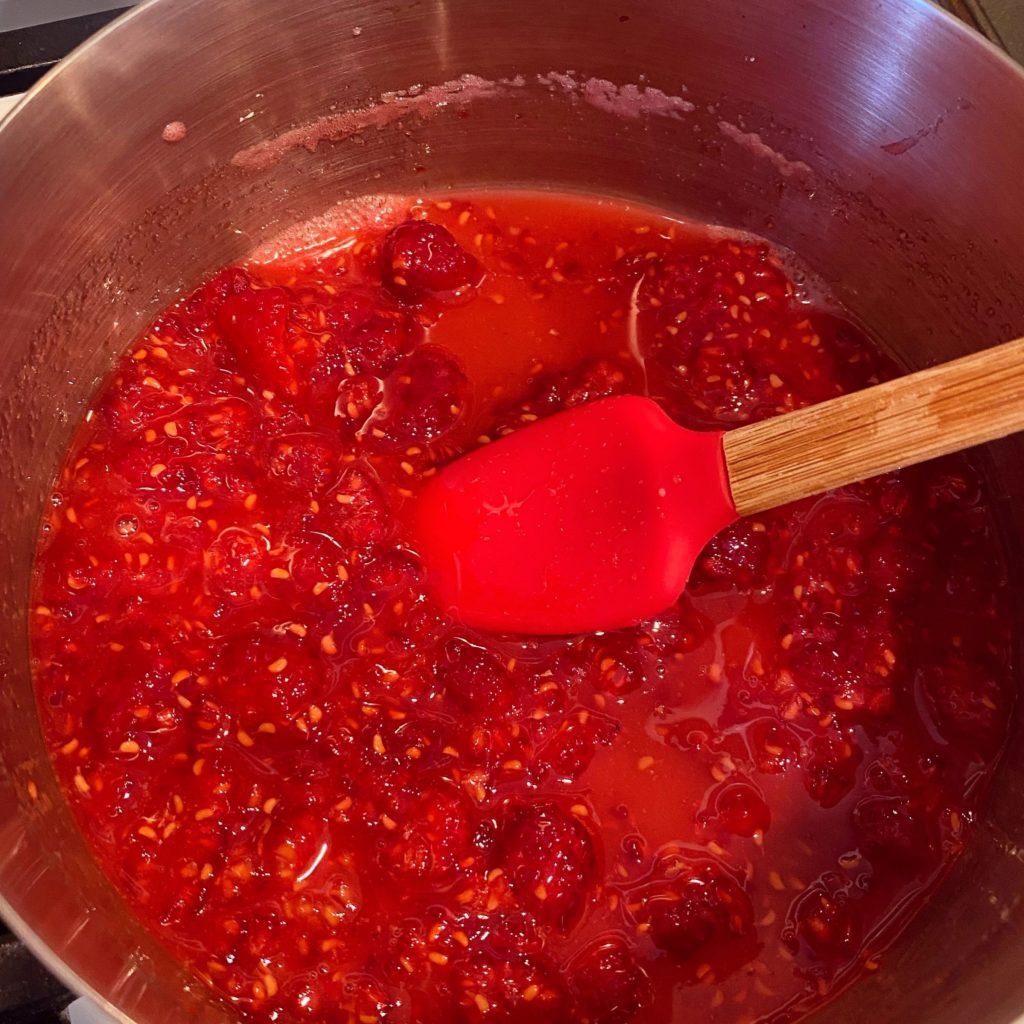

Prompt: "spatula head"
[412,395,738,634]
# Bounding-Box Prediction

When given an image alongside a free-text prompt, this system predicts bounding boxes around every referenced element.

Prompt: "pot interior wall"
[1,0,1024,1022]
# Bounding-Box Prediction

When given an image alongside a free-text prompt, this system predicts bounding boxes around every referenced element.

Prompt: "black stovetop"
[0,930,74,1023]
[0,1,1019,1022]
[0,5,132,96]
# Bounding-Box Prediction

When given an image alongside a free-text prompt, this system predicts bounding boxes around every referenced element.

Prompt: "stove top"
[0,3,134,96]
[0,2,1020,1022]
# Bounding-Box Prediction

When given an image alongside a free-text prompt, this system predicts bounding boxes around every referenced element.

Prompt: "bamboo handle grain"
[723,335,1024,516]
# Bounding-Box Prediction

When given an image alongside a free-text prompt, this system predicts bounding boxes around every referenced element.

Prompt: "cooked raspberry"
[537,712,619,783]
[853,794,932,868]
[345,302,422,375]
[472,909,544,960]
[382,220,483,302]
[324,463,392,547]
[181,396,258,454]
[569,938,650,1024]
[204,527,268,603]
[359,550,422,600]
[439,637,515,713]
[211,631,318,722]
[491,359,632,434]
[501,803,597,929]
[261,432,339,493]
[803,734,863,809]
[920,657,1006,753]
[639,862,757,977]
[217,285,296,394]
[378,788,472,882]
[697,778,771,838]
[788,879,862,967]
[694,519,772,588]
[637,241,841,427]
[866,526,934,596]
[451,955,565,1024]
[639,600,712,656]
[747,719,802,774]
[578,634,651,698]
[335,373,383,432]
[365,345,468,451]
[285,531,352,603]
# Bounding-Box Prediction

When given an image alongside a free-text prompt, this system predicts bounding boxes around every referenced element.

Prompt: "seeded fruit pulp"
[32,192,1013,1024]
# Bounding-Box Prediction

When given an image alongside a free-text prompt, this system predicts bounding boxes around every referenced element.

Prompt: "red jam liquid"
[31,193,1013,1024]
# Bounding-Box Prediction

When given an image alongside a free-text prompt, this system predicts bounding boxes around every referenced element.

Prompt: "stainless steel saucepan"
[1,1,1023,1021]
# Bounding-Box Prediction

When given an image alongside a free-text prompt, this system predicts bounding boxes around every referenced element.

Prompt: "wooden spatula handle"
[722,335,1024,517]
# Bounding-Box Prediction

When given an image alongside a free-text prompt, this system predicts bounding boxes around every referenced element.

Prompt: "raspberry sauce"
[31,193,1013,1024]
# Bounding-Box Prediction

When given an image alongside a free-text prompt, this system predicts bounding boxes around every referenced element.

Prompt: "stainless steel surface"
[1,1,1024,1022]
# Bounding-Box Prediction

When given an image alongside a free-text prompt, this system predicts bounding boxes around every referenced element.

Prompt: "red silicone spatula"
[413,336,1024,634]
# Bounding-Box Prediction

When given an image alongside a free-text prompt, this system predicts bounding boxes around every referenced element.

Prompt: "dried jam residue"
[32,193,1013,1024]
